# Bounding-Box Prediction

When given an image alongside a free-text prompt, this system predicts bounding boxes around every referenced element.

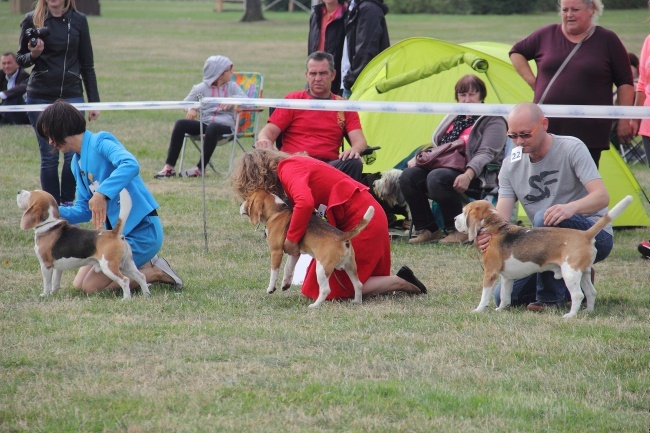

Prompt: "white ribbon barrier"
[2,97,650,119]
[0,101,199,113]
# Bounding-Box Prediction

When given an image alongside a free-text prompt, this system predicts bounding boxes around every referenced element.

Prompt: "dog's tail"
[341,206,375,242]
[111,189,133,236]
[585,195,633,239]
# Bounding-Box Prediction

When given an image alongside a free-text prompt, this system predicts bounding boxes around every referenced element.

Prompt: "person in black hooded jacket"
[16,0,100,206]
[341,0,389,97]
[308,0,348,95]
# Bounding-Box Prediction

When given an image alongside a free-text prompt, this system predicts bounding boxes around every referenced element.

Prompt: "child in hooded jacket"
[155,55,246,178]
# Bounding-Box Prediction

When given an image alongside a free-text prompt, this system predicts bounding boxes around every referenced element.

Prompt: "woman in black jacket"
[308,0,347,95]
[16,0,100,206]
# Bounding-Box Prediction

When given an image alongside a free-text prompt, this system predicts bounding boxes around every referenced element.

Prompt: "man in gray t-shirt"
[476,103,614,311]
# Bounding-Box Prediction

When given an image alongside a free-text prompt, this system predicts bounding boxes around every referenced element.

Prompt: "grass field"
[1,2,649,431]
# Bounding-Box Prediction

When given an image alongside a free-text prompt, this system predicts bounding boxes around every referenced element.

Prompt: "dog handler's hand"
[89,192,107,229]
[255,139,276,150]
[543,203,575,227]
[283,239,300,256]
[475,232,491,254]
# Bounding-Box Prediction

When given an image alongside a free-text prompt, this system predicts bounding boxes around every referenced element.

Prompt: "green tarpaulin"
[351,37,650,227]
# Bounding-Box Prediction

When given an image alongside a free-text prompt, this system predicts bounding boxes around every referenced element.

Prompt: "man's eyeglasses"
[506,118,544,140]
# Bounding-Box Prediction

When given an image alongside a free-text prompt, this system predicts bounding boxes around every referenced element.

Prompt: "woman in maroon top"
[509,0,634,167]
[232,149,427,301]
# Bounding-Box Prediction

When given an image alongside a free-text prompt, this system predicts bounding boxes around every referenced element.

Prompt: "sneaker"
[181,167,202,178]
[154,166,176,178]
[396,265,427,294]
[153,257,183,290]
[408,229,445,244]
[526,300,565,312]
[439,230,469,244]
[638,240,650,259]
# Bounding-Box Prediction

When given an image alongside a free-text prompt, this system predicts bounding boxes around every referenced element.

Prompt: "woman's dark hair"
[36,99,86,147]
[629,52,639,69]
[454,74,487,102]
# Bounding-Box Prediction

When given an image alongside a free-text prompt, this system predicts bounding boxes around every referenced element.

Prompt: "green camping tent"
[351,37,650,228]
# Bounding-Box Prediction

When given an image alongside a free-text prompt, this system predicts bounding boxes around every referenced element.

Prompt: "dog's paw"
[267,286,277,294]
[472,306,487,313]
[495,304,510,311]
[308,303,319,308]
[281,283,291,291]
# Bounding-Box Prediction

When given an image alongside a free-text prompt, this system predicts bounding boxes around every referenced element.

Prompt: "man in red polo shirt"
[255,51,369,181]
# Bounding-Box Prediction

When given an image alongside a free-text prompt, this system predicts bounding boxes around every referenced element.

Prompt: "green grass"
[1,2,650,431]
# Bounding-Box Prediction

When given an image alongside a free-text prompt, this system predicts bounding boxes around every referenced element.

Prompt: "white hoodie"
[183,55,246,128]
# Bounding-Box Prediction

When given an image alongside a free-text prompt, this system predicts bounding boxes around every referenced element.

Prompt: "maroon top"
[510,24,633,150]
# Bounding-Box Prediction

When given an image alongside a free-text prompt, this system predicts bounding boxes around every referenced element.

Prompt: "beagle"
[240,189,374,308]
[454,196,632,319]
[17,189,149,299]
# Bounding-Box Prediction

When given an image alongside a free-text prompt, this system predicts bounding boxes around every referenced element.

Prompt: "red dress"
[278,157,390,300]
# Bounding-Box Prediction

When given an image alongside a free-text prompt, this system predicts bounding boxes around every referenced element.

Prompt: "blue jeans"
[26,96,85,204]
[494,209,613,306]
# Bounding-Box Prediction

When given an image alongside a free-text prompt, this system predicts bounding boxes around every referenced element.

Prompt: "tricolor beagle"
[240,189,374,308]
[17,189,149,299]
[454,196,632,319]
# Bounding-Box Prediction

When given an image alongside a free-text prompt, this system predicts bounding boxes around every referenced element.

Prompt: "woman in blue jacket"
[36,99,183,294]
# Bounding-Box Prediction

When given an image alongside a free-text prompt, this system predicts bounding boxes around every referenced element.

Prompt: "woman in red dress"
[232,149,427,300]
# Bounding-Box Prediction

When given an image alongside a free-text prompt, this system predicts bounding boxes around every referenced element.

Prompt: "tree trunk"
[241,0,265,22]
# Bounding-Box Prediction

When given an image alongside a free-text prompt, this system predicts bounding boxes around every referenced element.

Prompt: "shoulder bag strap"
[538,26,596,104]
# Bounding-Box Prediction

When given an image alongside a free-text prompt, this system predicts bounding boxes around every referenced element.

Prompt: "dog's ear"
[466,207,482,242]
[20,204,41,230]
[247,196,261,226]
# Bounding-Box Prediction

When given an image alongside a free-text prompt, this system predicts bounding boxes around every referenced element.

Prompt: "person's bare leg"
[362,275,421,296]
[76,260,176,292]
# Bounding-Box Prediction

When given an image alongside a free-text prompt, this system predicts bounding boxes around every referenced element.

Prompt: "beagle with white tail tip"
[454,195,633,319]
[17,189,149,299]
[240,189,374,308]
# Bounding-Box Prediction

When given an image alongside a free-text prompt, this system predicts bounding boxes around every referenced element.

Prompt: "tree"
[242,0,265,22]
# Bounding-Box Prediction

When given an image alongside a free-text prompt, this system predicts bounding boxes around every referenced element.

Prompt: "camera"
[25,27,50,48]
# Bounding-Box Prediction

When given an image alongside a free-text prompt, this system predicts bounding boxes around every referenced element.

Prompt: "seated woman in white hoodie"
[155,55,246,178]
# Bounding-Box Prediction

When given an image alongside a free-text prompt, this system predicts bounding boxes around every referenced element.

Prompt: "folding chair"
[611,120,647,166]
[179,72,264,175]
[619,135,647,166]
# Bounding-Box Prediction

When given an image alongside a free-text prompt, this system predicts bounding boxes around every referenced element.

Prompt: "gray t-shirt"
[499,134,612,235]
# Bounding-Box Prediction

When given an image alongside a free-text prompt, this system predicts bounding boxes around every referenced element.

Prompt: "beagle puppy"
[454,196,632,319]
[17,189,149,299]
[240,189,374,308]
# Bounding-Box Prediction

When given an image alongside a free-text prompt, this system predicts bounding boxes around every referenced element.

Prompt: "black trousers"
[400,166,480,232]
[165,119,232,168]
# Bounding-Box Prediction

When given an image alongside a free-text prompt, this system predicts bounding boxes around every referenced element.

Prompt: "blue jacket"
[60,131,159,235]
